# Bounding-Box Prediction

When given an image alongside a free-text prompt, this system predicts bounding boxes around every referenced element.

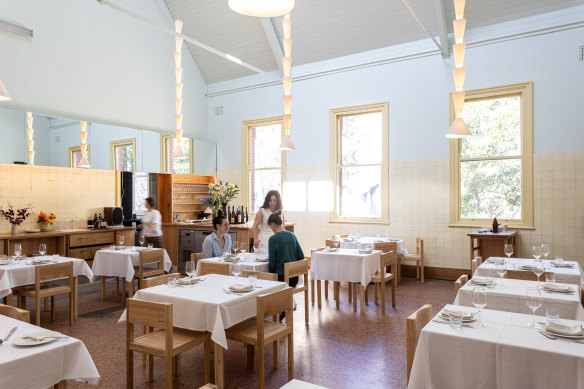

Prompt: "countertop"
[162,222,295,230]
[0,226,135,239]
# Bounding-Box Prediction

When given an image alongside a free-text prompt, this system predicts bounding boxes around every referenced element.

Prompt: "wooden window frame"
[241,116,286,213]
[67,144,90,168]
[449,82,534,229]
[159,134,194,174]
[109,138,136,172]
[329,102,389,224]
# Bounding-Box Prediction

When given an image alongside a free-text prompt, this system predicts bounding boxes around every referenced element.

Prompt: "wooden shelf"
[158,174,217,223]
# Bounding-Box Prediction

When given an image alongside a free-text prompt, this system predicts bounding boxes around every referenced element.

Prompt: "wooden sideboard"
[468,230,518,267]
[0,227,135,266]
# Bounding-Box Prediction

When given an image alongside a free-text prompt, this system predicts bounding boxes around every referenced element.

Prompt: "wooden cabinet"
[468,230,518,267]
[69,231,114,247]
[158,174,217,224]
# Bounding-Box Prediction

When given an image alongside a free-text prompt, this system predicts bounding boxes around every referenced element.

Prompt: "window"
[160,135,193,174]
[68,145,90,168]
[242,117,285,212]
[133,172,149,215]
[330,102,389,223]
[110,138,136,171]
[449,82,533,228]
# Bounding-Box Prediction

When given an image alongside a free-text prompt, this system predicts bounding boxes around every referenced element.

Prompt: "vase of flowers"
[207,181,239,215]
[0,203,32,234]
[38,211,56,232]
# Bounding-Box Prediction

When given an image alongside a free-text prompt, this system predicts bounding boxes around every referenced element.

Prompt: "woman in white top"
[141,197,163,248]
[252,190,283,251]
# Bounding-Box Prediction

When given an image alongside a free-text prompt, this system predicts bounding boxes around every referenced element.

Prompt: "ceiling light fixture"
[0,80,11,102]
[446,0,471,138]
[228,0,295,17]
[26,112,34,165]
[78,120,91,168]
[173,19,185,158]
[280,13,295,150]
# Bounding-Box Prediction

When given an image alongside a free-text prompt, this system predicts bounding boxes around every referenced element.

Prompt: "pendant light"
[446,0,471,138]
[228,0,295,17]
[78,120,91,168]
[0,80,11,102]
[280,13,295,150]
[26,112,34,165]
[172,19,185,158]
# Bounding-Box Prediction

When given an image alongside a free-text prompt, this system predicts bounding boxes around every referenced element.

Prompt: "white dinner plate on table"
[31,259,51,265]
[176,277,204,285]
[25,228,41,233]
[358,249,372,254]
[229,284,254,293]
[542,328,584,339]
[13,331,64,346]
[440,309,476,322]
[0,259,11,265]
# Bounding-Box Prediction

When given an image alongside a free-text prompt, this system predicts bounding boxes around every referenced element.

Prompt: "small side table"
[468,230,518,268]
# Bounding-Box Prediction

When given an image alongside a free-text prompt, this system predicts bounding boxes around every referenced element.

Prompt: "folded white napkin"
[517,265,535,270]
[31,258,51,264]
[343,238,354,242]
[469,276,493,285]
[542,283,572,293]
[358,248,373,254]
[255,257,268,262]
[441,308,474,321]
[229,283,254,292]
[545,322,584,337]
[0,260,10,265]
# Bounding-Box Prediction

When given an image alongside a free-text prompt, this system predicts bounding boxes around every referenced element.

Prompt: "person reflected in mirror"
[141,197,163,248]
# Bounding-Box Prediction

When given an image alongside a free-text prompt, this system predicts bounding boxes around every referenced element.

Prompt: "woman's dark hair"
[261,190,282,211]
[267,212,283,226]
[145,197,155,208]
[213,215,227,230]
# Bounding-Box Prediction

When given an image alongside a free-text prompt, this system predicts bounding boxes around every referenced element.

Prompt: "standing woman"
[252,190,283,251]
[141,197,163,248]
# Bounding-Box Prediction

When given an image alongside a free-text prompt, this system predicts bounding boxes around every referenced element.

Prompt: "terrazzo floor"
[18,276,454,389]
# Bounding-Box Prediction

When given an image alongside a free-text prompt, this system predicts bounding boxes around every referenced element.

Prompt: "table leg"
[348,282,352,303]
[334,282,339,309]
[214,342,225,389]
[115,277,119,302]
[3,293,13,306]
[359,285,365,314]
[74,277,78,318]
[352,283,357,311]
[316,280,322,309]
[100,276,105,300]
[128,280,133,298]
[53,380,67,388]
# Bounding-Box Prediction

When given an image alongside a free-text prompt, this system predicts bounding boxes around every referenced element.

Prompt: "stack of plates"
[31,258,51,265]
[541,283,573,294]
[552,262,574,268]
[358,249,373,254]
[543,323,584,338]
[0,259,11,265]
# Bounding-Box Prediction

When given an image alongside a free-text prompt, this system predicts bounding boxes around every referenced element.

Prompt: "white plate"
[229,284,254,293]
[13,331,62,346]
[543,328,584,339]
[31,259,51,265]
[0,260,11,265]
[25,228,41,233]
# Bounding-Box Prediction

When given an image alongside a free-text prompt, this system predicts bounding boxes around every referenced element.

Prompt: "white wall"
[0,108,50,165]
[0,0,207,140]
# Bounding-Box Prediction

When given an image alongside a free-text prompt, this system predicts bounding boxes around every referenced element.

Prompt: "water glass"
[545,306,559,324]
[167,278,177,288]
[14,243,22,258]
[118,235,125,246]
[472,287,488,327]
[448,311,463,330]
[545,271,556,283]
[138,235,145,246]
[248,274,257,288]
[148,243,154,249]
[504,244,513,258]
[555,255,564,262]
[541,243,550,259]
[525,287,542,328]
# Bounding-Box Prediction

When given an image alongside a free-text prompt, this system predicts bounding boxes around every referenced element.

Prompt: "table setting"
[194,249,270,276]
[91,246,172,283]
[338,235,408,255]
[311,248,381,287]
[476,256,584,285]
[0,314,100,389]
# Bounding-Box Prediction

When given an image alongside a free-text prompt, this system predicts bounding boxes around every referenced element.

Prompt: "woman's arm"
[252,209,263,248]
[201,235,213,259]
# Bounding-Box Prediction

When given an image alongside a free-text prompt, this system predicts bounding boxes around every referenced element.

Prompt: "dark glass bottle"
[492,217,499,233]
[245,207,249,223]
[93,213,99,229]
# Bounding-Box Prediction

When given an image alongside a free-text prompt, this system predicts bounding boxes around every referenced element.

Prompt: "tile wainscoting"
[217,151,584,271]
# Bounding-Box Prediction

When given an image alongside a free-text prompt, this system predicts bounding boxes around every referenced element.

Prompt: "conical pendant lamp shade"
[0,80,11,102]
[228,0,295,17]
[446,118,471,138]
[279,134,295,150]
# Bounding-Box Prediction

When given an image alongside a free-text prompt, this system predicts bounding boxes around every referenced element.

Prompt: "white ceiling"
[164,0,584,84]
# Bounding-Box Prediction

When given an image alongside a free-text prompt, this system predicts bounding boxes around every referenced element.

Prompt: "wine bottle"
[93,213,99,229]
[237,207,242,224]
[492,217,499,233]
[230,206,235,224]
[245,207,249,223]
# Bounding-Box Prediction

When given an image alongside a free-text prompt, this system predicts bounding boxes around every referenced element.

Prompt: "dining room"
[0,0,583,388]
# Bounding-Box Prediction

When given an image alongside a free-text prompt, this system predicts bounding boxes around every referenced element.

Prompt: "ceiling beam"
[98,0,266,74]
[260,18,284,76]
[433,0,450,58]
[0,19,33,38]
[400,0,447,57]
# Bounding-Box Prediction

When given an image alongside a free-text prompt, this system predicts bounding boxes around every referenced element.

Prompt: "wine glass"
[118,235,125,247]
[504,244,513,258]
[248,274,257,288]
[525,287,542,328]
[240,242,247,257]
[472,287,488,327]
[138,235,145,246]
[232,240,238,256]
[532,261,545,287]
[541,243,550,260]
[39,244,46,259]
[233,270,241,281]
[496,263,507,287]
[185,261,195,287]
[532,245,542,261]
[14,243,22,259]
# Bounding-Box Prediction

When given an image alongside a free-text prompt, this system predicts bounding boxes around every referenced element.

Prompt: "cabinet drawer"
[69,232,114,247]
[68,245,109,260]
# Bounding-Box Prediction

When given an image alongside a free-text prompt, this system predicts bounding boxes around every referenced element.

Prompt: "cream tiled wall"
[0,164,117,234]
[217,151,584,270]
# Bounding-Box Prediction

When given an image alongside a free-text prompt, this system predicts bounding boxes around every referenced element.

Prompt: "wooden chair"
[142,273,181,289]
[242,270,278,281]
[471,257,482,276]
[400,238,424,283]
[368,251,396,314]
[580,285,584,308]
[406,304,433,384]
[0,303,30,323]
[199,262,229,276]
[129,250,165,297]
[126,298,211,389]
[309,247,325,306]
[454,274,468,294]
[191,252,203,269]
[16,262,74,326]
[225,287,294,389]
[284,259,309,324]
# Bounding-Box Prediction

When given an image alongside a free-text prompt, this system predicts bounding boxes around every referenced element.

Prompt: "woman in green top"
[267,212,304,287]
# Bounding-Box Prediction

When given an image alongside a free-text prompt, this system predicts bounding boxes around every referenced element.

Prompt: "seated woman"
[267,213,304,287]
[201,215,232,259]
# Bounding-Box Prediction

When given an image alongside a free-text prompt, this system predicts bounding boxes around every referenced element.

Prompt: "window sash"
[110,138,136,172]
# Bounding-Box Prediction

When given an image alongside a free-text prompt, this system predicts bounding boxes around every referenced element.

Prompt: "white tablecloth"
[408,305,584,389]
[119,273,287,349]
[0,314,100,388]
[92,247,172,282]
[454,278,584,320]
[339,236,408,255]
[0,256,94,299]
[195,254,269,276]
[311,249,381,287]
[477,257,584,285]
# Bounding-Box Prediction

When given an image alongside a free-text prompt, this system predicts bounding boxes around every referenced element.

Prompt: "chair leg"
[148,354,154,382]
[316,280,322,309]
[204,337,211,383]
[173,355,179,376]
[127,349,133,389]
[324,280,328,299]
[391,281,396,308]
[274,338,280,369]
[165,354,173,389]
[352,283,357,311]
[334,282,339,309]
[44,296,49,312]
[258,341,265,389]
[360,285,365,314]
[348,282,352,303]
[421,261,424,283]
[304,289,309,325]
[381,281,386,315]
[374,283,379,305]
[364,286,369,305]
[69,291,74,326]
[417,263,420,279]
[19,295,26,310]
[100,276,106,300]
[128,280,133,298]
[310,278,315,305]
[35,296,41,326]
[115,277,120,302]
[51,296,56,321]
[288,332,294,381]
[246,344,255,370]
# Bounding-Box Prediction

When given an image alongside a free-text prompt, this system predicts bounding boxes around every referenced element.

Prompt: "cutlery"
[22,334,69,341]
[4,327,17,341]
[223,288,242,296]
[432,319,477,328]
[538,330,584,343]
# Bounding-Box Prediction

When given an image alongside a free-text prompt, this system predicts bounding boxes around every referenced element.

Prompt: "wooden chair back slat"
[406,304,433,383]
[142,274,180,289]
[471,257,482,276]
[127,298,171,329]
[374,241,397,253]
[242,270,278,281]
[258,287,293,320]
[284,259,308,280]
[199,262,229,276]
[191,252,203,267]
[454,274,468,294]
[325,239,336,247]
[140,249,164,265]
[0,304,30,323]
[37,261,73,283]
